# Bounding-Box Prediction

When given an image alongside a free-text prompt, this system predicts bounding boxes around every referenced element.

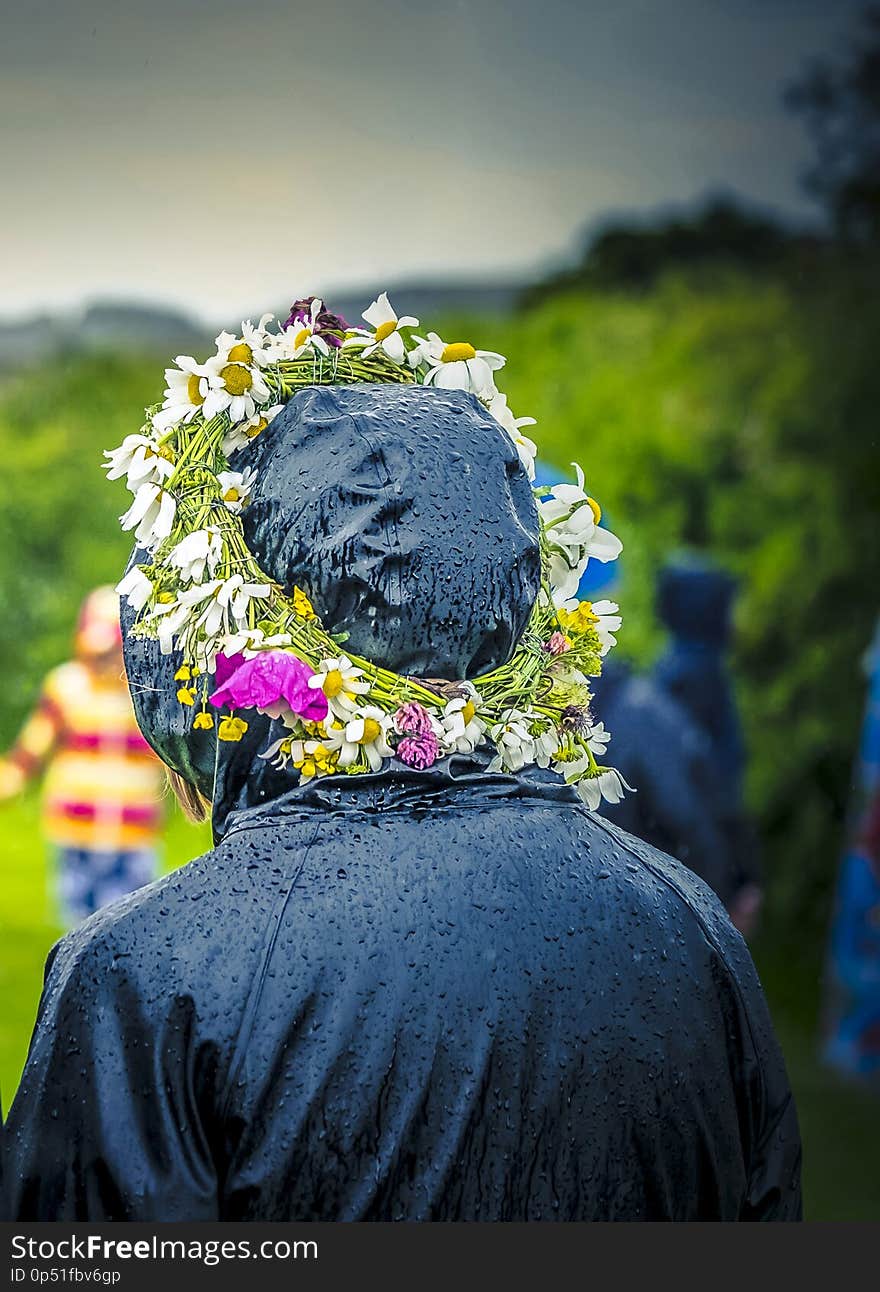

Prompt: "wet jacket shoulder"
[3,770,801,1222]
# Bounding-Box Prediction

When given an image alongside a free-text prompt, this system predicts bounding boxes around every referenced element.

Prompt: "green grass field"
[2,794,878,1220]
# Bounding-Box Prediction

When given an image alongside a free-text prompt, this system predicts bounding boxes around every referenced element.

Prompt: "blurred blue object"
[823,618,880,1079]
[533,464,620,597]
[654,554,744,784]
[593,553,756,911]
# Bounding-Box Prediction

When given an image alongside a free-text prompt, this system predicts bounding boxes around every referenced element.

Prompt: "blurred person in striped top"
[0,586,164,926]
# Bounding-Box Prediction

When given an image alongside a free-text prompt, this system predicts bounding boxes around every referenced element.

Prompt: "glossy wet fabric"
[2,386,801,1220]
[3,757,801,1220]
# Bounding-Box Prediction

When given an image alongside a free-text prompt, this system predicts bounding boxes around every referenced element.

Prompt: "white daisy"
[103,434,174,491]
[586,721,611,758]
[259,735,295,770]
[115,566,153,612]
[410,332,505,398]
[487,392,538,480]
[353,292,419,364]
[270,298,331,361]
[199,574,270,639]
[440,691,487,754]
[576,767,634,811]
[146,595,193,656]
[166,528,224,583]
[591,600,622,655]
[213,316,275,371]
[537,465,623,606]
[201,353,272,424]
[531,716,561,768]
[216,468,256,513]
[120,482,177,550]
[487,708,536,773]
[222,403,284,456]
[152,356,213,431]
[307,655,371,719]
[220,628,292,659]
[337,706,394,772]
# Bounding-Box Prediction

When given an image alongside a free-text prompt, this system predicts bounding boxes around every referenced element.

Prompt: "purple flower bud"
[394,700,433,736]
[397,730,440,770]
[560,704,591,734]
[282,297,317,330]
[316,308,348,342]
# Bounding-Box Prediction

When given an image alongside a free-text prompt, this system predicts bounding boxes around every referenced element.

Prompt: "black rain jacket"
[2,385,801,1220]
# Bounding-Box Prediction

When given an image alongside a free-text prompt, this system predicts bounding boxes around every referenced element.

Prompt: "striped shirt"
[7,661,164,850]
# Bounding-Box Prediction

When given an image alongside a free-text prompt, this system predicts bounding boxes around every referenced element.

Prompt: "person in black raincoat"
[593,559,761,932]
[1,385,801,1221]
[653,557,761,930]
[590,658,733,899]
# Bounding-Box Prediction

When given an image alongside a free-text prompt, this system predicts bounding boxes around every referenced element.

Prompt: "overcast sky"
[0,0,866,320]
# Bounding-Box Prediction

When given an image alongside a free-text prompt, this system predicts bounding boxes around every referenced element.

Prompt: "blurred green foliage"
[1,259,878,972]
[0,353,158,720]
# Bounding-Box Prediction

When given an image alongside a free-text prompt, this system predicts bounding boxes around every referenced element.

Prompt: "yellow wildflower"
[557,601,599,636]
[292,586,316,620]
[218,715,249,742]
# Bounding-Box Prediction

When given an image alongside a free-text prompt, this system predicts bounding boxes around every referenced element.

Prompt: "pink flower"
[209,650,328,723]
[397,730,440,770]
[214,652,246,688]
[394,700,433,736]
[544,631,571,657]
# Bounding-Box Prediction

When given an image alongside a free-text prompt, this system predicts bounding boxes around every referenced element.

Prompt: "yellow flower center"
[374,320,397,343]
[462,700,476,726]
[187,373,205,405]
[158,592,175,604]
[223,487,240,503]
[441,342,476,363]
[359,718,381,745]
[323,669,345,698]
[227,342,253,363]
[246,416,268,439]
[587,496,602,525]
[220,363,253,395]
[294,327,310,349]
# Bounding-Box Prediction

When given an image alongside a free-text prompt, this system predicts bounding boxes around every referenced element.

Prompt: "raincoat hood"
[655,555,744,783]
[122,383,541,838]
[657,555,737,648]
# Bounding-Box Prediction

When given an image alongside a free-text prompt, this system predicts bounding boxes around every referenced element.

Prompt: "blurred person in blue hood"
[593,555,760,933]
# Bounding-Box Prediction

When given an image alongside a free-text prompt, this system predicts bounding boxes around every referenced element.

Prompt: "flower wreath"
[107,292,631,810]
